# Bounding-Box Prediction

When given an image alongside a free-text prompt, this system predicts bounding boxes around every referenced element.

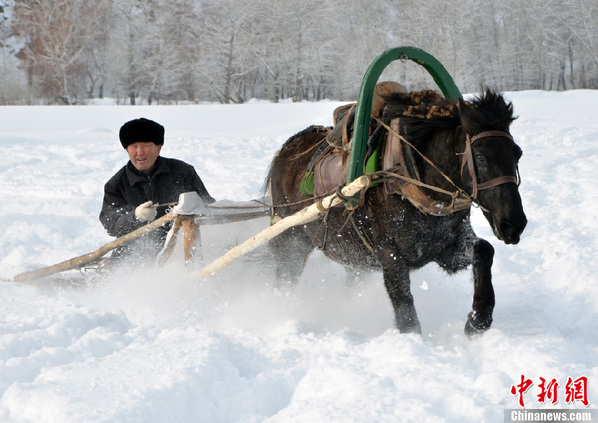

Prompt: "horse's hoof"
[464,311,493,337]
[397,316,422,335]
[401,323,422,335]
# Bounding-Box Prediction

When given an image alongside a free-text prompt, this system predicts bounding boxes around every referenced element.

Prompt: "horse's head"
[458,90,527,244]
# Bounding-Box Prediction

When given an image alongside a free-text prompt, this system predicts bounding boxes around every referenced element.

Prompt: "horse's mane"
[381,88,516,146]
[464,89,517,131]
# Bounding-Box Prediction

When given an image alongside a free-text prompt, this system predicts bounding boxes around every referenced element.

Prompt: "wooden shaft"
[194,175,370,279]
[14,211,177,282]
[181,216,199,266]
[156,217,183,267]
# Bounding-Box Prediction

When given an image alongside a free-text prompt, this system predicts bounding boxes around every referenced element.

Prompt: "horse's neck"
[414,129,465,193]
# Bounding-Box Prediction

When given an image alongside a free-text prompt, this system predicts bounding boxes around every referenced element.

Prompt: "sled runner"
[12,192,269,283]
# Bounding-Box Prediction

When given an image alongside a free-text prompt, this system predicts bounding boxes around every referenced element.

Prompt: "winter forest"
[1,0,598,105]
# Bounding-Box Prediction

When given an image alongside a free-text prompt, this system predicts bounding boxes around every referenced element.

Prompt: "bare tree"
[0,0,25,104]
[12,0,109,103]
[4,0,598,104]
[557,0,598,88]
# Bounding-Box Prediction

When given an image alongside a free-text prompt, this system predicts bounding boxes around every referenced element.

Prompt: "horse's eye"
[475,153,486,164]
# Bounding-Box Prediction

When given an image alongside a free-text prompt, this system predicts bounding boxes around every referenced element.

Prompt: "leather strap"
[470,130,513,144]
[477,175,518,191]
[463,130,518,199]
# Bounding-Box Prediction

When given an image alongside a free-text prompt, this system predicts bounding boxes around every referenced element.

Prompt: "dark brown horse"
[266,89,527,335]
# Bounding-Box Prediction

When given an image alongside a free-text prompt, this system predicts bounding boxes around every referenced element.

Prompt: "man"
[99,117,215,265]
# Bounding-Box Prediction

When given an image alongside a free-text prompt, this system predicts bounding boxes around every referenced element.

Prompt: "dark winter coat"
[99,156,214,262]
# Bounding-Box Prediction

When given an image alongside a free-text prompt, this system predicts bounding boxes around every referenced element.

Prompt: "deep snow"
[0,92,597,422]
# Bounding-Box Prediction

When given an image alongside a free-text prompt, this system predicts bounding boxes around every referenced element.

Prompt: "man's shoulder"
[105,165,128,186]
[159,157,196,173]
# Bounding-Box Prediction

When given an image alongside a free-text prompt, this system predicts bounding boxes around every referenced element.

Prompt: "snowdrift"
[0,92,597,422]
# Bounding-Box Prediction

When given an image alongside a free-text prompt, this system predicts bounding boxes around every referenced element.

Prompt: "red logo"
[510,375,589,408]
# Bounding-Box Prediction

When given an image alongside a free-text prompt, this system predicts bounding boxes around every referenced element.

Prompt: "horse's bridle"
[461,130,521,200]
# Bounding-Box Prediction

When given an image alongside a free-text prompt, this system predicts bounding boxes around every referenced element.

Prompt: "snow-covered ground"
[0,92,597,422]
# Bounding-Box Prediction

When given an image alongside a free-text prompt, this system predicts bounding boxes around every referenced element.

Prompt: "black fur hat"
[119,118,164,149]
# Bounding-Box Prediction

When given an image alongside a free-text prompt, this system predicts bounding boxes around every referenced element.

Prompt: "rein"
[271,120,520,218]
[374,118,466,192]
[375,118,472,215]
[374,120,520,215]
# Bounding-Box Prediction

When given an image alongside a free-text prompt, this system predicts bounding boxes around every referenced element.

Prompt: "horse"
[266,88,527,336]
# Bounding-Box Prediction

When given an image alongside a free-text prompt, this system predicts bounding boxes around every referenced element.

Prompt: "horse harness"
[290,120,521,220]
[278,120,521,256]
[461,130,520,201]
[339,125,522,255]
[380,120,521,215]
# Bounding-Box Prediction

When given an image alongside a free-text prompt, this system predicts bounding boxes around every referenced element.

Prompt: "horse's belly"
[321,241,382,270]
[303,202,473,272]
[302,217,382,271]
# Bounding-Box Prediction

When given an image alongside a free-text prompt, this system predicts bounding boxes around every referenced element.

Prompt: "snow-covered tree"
[11,0,110,103]
[5,0,598,104]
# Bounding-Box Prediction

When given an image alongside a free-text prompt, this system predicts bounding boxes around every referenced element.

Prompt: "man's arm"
[99,180,143,237]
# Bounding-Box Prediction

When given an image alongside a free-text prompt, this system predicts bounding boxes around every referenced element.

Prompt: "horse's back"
[269,125,329,216]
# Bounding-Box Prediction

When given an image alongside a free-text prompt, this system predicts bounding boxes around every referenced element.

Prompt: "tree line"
[1,0,597,105]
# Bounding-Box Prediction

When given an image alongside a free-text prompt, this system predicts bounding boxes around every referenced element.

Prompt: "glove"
[135,201,157,222]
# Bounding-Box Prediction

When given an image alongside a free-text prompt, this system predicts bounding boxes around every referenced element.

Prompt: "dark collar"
[126,156,170,187]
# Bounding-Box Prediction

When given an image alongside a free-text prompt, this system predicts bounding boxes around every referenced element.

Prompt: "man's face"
[126,142,162,174]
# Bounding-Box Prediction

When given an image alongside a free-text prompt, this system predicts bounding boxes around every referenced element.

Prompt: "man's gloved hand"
[135,200,157,222]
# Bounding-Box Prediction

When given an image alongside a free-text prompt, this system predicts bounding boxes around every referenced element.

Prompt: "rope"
[151,201,178,209]
[272,191,336,210]
[270,165,470,214]
[269,118,473,214]
[349,215,376,255]
[377,167,468,199]
[373,117,468,195]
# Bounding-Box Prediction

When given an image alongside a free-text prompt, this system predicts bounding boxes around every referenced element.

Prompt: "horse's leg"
[381,259,421,334]
[269,227,314,288]
[465,239,495,336]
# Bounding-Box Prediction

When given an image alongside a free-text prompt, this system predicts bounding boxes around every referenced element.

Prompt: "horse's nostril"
[500,221,514,233]
[500,220,523,244]
[501,220,514,237]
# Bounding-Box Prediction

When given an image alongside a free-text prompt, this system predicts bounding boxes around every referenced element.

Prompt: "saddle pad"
[313,152,343,196]
[383,118,403,193]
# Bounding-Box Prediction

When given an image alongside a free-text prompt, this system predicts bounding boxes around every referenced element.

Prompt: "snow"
[1,91,597,422]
